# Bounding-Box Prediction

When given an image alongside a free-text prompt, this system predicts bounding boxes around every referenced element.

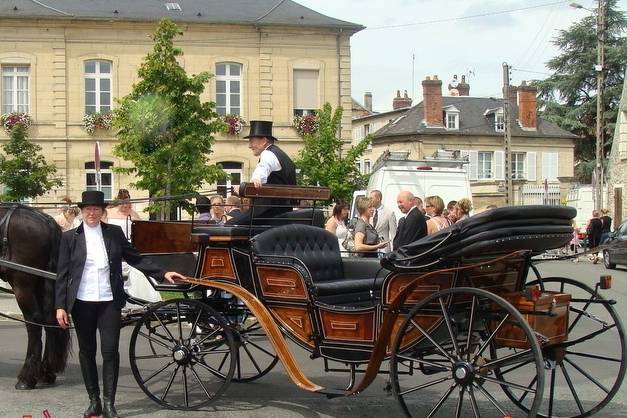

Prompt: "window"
[85,161,113,200]
[84,60,111,114]
[364,160,371,174]
[495,112,505,132]
[215,63,241,116]
[478,151,493,179]
[217,161,242,197]
[293,69,319,116]
[364,123,370,137]
[445,112,459,130]
[542,152,559,181]
[512,152,526,179]
[2,65,29,114]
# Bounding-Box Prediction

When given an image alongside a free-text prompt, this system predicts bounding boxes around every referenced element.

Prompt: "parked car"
[603,220,627,269]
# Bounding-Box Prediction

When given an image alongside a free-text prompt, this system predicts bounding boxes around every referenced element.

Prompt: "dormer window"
[495,111,505,132]
[443,105,460,130]
[164,3,181,11]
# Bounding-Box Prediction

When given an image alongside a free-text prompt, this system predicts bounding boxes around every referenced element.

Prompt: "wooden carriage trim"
[177,278,325,393]
[256,266,309,301]
[347,250,530,396]
[239,182,330,200]
[200,248,236,280]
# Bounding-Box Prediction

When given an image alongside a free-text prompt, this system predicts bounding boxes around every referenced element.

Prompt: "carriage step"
[316,388,347,399]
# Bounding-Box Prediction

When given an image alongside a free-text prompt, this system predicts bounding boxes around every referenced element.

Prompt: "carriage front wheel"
[129,298,236,410]
[390,287,545,418]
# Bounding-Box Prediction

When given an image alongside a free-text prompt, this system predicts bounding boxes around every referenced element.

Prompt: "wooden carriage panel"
[200,248,236,280]
[458,256,526,296]
[319,309,375,343]
[387,314,443,354]
[131,221,195,253]
[384,272,455,305]
[494,290,571,349]
[256,267,309,301]
[269,305,314,348]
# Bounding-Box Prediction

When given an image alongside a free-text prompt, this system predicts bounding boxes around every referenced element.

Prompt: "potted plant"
[293,113,319,136]
[222,114,246,136]
[83,111,113,134]
[1,112,32,132]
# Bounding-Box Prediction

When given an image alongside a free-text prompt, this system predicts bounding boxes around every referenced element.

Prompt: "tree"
[295,103,371,202]
[113,18,223,218]
[0,124,62,201]
[535,0,627,182]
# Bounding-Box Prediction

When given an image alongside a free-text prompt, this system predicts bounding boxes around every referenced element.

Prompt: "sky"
[296,0,627,112]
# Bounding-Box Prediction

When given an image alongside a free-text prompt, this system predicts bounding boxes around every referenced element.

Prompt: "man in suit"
[369,190,397,252]
[393,191,428,250]
[228,120,296,224]
[55,191,185,418]
[224,195,242,219]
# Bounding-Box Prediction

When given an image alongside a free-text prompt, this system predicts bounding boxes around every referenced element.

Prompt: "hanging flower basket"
[1,112,32,132]
[221,114,246,136]
[293,113,319,136]
[83,112,113,134]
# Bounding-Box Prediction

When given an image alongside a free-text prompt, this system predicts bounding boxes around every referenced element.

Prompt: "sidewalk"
[0,283,22,319]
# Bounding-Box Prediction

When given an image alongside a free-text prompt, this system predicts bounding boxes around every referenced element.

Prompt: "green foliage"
[0,124,61,201]
[295,103,371,202]
[113,18,223,218]
[535,1,627,182]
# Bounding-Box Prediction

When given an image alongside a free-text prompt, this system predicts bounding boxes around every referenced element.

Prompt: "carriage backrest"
[251,224,343,284]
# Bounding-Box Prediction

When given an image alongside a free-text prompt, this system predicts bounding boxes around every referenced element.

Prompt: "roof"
[374,96,578,140]
[0,0,364,31]
[352,106,408,122]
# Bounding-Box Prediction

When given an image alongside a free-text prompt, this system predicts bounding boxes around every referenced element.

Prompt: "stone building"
[607,70,627,226]
[354,75,577,208]
[0,0,362,205]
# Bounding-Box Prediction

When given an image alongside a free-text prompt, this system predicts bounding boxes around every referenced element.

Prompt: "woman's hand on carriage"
[377,240,389,249]
[56,308,69,329]
[164,271,187,284]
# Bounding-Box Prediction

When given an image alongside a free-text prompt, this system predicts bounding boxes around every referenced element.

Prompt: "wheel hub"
[172,345,191,365]
[453,362,475,386]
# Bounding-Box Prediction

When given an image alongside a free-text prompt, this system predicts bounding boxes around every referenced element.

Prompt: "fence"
[521,183,561,205]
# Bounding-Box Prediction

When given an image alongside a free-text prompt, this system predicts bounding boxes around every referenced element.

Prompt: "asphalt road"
[0,259,625,418]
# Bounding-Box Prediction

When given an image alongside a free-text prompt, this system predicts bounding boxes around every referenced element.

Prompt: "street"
[0,259,625,418]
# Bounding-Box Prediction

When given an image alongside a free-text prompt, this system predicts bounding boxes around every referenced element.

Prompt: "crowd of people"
[326,190,477,257]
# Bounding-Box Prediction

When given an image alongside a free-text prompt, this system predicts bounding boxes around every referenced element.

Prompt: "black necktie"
[373,209,378,228]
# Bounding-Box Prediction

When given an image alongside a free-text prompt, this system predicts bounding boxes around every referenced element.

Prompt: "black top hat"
[77,190,108,208]
[244,120,277,141]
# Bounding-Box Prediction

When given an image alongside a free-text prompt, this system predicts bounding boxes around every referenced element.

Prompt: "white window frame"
[542,152,559,182]
[478,151,493,179]
[217,161,243,197]
[445,111,459,130]
[495,112,505,132]
[512,152,526,179]
[2,65,30,114]
[215,63,242,116]
[84,60,112,114]
[364,159,371,174]
[85,161,114,200]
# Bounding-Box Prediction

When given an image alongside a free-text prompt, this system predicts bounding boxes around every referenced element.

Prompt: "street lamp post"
[571,1,606,210]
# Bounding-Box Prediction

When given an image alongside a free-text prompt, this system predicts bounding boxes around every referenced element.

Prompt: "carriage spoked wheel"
[390,287,545,418]
[129,298,236,410]
[497,277,627,418]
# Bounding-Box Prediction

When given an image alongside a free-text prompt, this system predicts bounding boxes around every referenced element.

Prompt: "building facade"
[354,75,577,208]
[0,1,362,204]
[607,70,627,226]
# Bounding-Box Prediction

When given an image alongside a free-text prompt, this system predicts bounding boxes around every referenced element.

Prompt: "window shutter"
[293,69,319,110]
[466,150,478,181]
[552,153,559,180]
[542,152,558,181]
[526,151,536,181]
[494,150,505,180]
[542,152,550,181]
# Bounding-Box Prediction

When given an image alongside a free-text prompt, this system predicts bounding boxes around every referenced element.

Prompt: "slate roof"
[374,96,577,140]
[0,0,363,30]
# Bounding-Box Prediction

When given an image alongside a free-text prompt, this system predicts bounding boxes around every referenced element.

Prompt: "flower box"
[1,112,32,132]
[222,114,246,136]
[293,113,319,136]
[83,112,113,134]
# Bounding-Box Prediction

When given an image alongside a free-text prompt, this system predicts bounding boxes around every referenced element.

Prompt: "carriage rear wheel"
[498,277,627,418]
[129,298,236,410]
[390,287,545,418]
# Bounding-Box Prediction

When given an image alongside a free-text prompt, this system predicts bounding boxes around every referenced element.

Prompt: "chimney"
[422,75,443,127]
[392,89,413,110]
[457,75,470,96]
[364,91,372,112]
[517,81,537,129]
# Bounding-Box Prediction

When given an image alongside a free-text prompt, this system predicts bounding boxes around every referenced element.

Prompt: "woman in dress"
[454,198,473,223]
[106,189,141,239]
[586,210,603,264]
[600,208,612,244]
[325,201,350,256]
[425,195,453,235]
[354,197,388,258]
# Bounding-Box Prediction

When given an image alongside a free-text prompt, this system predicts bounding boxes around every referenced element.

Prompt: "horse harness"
[0,204,19,261]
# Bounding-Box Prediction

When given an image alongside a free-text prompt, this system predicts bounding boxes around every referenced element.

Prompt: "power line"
[365,0,569,31]
[511,67,553,76]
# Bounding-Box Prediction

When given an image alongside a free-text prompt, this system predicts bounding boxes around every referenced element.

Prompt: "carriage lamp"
[599,275,612,290]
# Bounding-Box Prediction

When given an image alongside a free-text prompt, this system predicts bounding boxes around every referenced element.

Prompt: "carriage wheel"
[390,287,545,418]
[129,299,236,410]
[498,277,627,418]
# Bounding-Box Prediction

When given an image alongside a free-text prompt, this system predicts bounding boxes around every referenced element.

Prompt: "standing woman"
[325,201,350,256]
[425,195,453,235]
[55,191,185,418]
[354,197,388,257]
[600,208,613,244]
[586,209,603,264]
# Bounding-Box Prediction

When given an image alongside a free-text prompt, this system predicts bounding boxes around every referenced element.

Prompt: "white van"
[567,185,607,229]
[352,150,472,221]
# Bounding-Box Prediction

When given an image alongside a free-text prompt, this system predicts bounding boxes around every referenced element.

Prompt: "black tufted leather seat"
[251,224,383,303]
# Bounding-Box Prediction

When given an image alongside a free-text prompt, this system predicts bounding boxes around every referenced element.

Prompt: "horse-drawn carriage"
[0,183,625,417]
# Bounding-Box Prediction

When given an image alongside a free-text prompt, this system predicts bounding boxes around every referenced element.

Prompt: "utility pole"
[502,62,513,205]
[595,0,606,210]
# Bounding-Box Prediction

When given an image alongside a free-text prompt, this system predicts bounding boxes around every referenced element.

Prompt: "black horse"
[0,203,70,389]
